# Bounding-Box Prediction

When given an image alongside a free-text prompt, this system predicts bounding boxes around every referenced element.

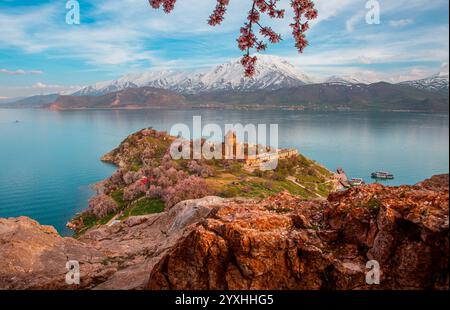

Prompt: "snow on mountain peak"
[436,63,449,78]
[74,54,315,96]
[73,55,449,96]
[324,75,372,85]
[400,65,449,93]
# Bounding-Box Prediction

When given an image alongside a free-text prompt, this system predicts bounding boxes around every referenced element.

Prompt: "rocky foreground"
[0,174,448,290]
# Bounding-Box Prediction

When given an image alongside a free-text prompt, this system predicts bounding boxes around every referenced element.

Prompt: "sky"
[0,0,448,98]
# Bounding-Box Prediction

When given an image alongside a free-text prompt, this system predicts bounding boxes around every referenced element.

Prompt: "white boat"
[371,171,394,180]
[349,178,365,186]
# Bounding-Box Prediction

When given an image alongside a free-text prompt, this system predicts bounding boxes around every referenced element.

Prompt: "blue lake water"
[0,109,448,235]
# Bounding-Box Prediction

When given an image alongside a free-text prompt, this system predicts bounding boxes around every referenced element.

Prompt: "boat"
[371,171,394,180]
[349,178,365,186]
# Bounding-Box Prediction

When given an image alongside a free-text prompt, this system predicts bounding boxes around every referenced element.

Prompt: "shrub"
[146,185,164,199]
[163,176,213,208]
[123,171,142,185]
[187,160,215,177]
[123,180,147,201]
[88,195,118,219]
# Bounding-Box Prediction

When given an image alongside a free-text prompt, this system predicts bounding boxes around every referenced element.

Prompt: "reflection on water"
[0,108,448,234]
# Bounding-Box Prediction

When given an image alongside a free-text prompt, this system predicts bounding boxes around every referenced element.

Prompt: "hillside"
[13,82,446,112]
[400,64,449,94]
[3,55,448,112]
[49,87,186,109]
[188,82,449,112]
[67,128,338,235]
[1,94,59,108]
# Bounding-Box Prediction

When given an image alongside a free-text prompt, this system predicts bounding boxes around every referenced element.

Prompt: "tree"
[148,0,318,77]
[163,175,213,208]
[88,195,119,219]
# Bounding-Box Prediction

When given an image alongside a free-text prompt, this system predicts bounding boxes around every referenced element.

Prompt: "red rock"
[0,175,448,290]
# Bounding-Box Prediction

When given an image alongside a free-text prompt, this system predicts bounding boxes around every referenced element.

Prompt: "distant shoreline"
[1,106,449,114]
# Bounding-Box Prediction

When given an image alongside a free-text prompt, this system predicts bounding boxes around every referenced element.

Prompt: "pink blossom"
[149,0,318,77]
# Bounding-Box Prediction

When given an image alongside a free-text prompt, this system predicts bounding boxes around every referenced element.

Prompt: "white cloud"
[32,82,48,89]
[0,0,381,67]
[0,69,43,75]
[29,82,81,93]
[283,23,449,73]
[389,19,414,27]
[346,12,365,32]
[0,82,81,98]
[345,0,444,33]
[303,65,438,84]
[0,0,448,97]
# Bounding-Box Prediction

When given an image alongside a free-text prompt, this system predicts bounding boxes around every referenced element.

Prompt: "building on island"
[223,131,299,169]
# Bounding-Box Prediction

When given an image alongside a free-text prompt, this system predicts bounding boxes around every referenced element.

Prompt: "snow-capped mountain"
[400,65,449,93]
[324,75,372,85]
[74,55,315,96]
[73,55,450,96]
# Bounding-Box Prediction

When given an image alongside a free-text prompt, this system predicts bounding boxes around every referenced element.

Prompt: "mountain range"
[49,88,185,110]
[2,94,59,108]
[40,81,446,112]
[74,55,316,96]
[73,55,448,96]
[187,82,448,112]
[2,55,448,112]
[400,64,449,93]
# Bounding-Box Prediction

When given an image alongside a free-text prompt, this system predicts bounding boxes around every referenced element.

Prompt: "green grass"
[130,161,143,172]
[73,214,97,237]
[295,174,323,184]
[75,197,164,237]
[273,180,314,198]
[211,156,335,200]
[73,191,125,238]
[73,212,115,238]
[217,177,317,200]
[111,189,126,208]
[316,183,331,197]
[80,214,97,228]
[120,198,165,219]
[99,213,116,225]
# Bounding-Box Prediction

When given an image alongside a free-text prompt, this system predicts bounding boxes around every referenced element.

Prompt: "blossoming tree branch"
[148,0,318,77]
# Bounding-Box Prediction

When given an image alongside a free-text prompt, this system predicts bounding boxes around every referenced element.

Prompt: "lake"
[0,109,448,235]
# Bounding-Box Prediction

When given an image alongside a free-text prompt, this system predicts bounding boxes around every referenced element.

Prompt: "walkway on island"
[286,176,325,199]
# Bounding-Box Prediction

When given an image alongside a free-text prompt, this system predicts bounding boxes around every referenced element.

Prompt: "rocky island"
[67,128,339,235]
[0,129,448,290]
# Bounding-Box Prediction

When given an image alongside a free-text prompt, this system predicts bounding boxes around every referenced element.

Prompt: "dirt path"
[286,176,325,199]
[106,214,121,226]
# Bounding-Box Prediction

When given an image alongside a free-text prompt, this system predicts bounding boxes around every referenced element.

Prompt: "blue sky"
[0,0,448,98]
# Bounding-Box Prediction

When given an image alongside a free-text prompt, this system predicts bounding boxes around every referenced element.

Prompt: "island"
[0,129,448,290]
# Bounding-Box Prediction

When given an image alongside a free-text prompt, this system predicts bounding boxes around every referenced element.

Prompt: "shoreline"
[1,106,449,113]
